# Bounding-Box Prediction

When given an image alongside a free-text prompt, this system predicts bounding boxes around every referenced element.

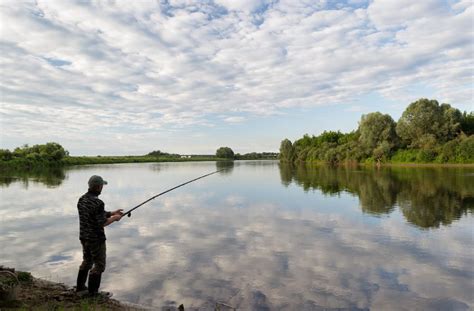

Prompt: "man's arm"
[98,201,123,227]
[104,214,122,227]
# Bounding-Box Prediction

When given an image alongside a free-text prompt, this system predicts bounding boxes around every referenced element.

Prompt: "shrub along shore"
[280,99,474,165]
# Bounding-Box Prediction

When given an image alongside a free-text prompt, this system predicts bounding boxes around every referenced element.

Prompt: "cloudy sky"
[1,0,472,155]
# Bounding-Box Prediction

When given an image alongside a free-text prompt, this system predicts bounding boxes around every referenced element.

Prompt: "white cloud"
[0,0,472,153]
[213,0,271,12]
[367,0,447,29]
[223,116,246,123]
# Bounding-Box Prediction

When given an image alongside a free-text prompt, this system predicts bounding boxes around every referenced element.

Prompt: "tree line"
[215,146,278,160]
[0,143,278,169]
[280,98,474,164]
[0,143,217,169]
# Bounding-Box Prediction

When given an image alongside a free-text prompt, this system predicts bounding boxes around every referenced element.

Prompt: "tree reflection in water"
[279,163,474,229]
[0,167,66,188]
[216,160,235,175]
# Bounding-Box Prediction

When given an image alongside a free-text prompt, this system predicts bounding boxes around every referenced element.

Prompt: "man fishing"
[73,169,222,300]
[75,175,123,298]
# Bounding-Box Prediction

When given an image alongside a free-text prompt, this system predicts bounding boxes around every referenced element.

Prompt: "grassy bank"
[0,267,151,310]
[63,155,218,166]
[0,153,223,170]
[300,160,474,168]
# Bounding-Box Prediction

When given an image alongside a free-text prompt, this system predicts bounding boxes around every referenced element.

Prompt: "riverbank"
[0,155,223,170]
[285,160,474,168]
[0,267,157,310]
[378,162,474,167]
[63,155,218,166]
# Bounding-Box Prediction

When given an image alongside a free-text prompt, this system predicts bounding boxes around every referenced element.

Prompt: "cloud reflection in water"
[0,162,472,310]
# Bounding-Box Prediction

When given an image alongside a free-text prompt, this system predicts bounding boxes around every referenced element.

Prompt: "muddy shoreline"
[0,267,163,310]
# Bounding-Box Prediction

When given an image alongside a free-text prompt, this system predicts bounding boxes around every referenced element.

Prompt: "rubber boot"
[88,272,101,295]
[75,269,89,292]
[88,272,112,299]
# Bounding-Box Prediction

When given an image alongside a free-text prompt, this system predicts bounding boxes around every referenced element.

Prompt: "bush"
[436,139,459,163]
[457,135,474,163]
[324,148,339,165]
[373,141,392,162]
[390,149,419,163]
[416,148,436,162]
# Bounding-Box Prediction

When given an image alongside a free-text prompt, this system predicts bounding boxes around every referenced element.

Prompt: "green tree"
[440,103,463,140]
[461,111,474,135]
[457,135,474,162]
[40,142,68,161]
[359,112,398,156]
[396,98,462,148]
[280,99,469,165]
[0,149,13,161]
[318,131,344,144]
[279,139,295,162]
[147,150,180,158]
[216,147,235,159]
[294,134,312,149]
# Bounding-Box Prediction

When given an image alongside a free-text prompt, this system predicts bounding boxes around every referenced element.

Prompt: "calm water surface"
[1,161,473,310]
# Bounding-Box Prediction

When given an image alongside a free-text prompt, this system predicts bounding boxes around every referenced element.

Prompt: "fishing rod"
[122,169,225,218]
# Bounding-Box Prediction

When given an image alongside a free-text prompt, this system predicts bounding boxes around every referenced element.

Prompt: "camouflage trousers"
[79,240,106,274]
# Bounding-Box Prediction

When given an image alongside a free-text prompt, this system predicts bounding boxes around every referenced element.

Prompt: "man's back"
[77,191,108,241]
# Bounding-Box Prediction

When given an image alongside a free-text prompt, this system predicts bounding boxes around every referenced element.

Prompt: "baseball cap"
[88,175,108,187]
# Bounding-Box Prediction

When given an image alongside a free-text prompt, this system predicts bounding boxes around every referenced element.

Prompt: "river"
[1,161,473,310]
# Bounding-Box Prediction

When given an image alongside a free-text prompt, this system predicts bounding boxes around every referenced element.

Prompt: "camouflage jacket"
[77,191,111,241]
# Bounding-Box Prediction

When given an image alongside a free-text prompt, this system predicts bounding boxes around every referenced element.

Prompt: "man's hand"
[111,209,124,216]
[104,214,122,227]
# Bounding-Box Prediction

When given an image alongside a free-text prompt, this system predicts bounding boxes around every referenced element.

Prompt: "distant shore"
[63,155,219,166]
[0,155,226,170]
[2,157,474,172]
